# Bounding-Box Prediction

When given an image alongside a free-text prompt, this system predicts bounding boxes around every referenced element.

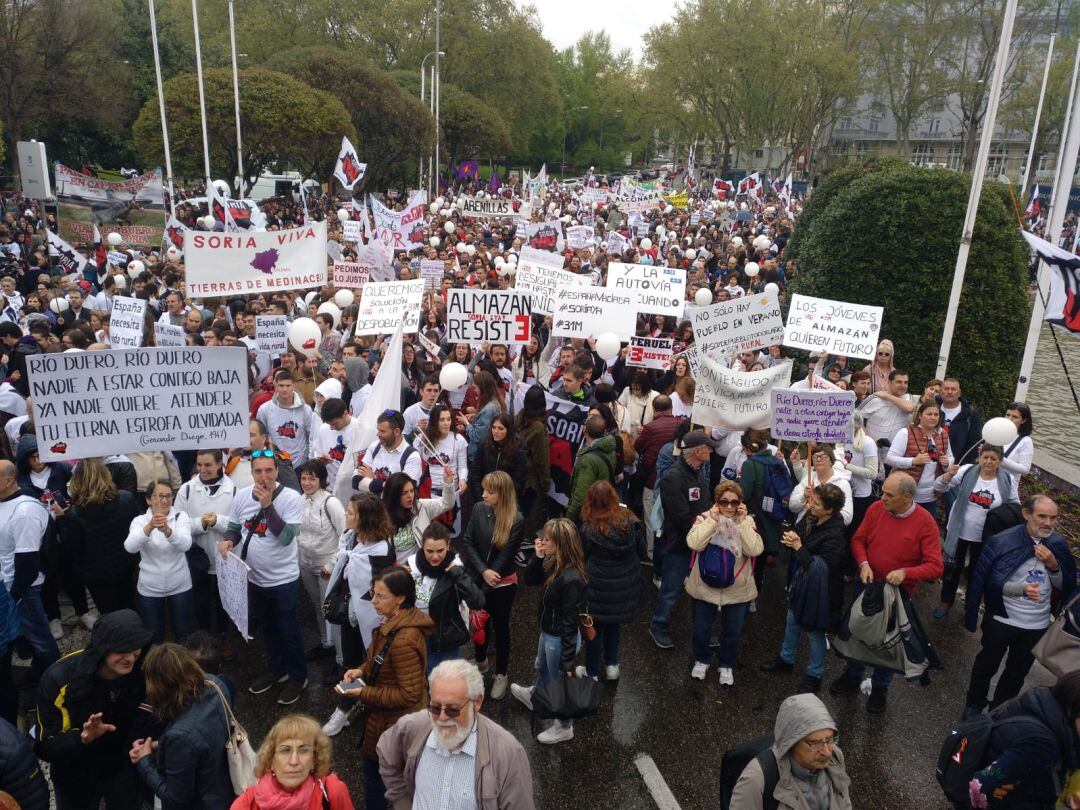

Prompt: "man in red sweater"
[829,472,943,714]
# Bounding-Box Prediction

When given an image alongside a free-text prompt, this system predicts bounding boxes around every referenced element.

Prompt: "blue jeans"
[249,579,307,681]
[651,551,691,630]
[532,631,578,729]
[137,590,192,645]
[363,755,387,810]
[779,610,828,677]
[843,580,895,689]
[584,622,621,677]
[426,642,460,675]
[16,585,59,671]
[691,599,750,667]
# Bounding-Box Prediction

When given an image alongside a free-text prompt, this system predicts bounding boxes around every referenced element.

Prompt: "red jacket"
[634,413,679,489]
[850,501,943,592]
[231,773,354,810]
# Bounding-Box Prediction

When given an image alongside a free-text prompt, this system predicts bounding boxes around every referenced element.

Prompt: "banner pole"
[1019,33,1056,197]
[227,0,245,194]
[191,0,213,190]
[147,0,176,217]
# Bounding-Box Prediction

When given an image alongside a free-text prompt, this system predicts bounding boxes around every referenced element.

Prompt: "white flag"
[334,136,366,190]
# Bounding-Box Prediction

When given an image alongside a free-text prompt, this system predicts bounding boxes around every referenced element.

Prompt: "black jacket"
[0,717,49,810]
[467,440,528,501]
[16,435,71,502]
[792,512,848,631]
[658,456,712,553]
[133,675,235,810]
[459,504,525,581]
[580,517,646,624]
[56,490,142,584]
[938,396,983,462]
[523,555,586,671]
[34,609,153,788]
[421,562,486,652]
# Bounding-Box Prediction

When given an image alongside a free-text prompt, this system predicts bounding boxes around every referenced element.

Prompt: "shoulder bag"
[205,679,258,793]
[1032,589,1080,679]
[346,628,401,748]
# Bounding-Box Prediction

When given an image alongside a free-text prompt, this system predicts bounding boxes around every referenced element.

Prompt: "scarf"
[416,549,456,579]
[250,772,317,810]
[199,473,224,497]
[789,759,831,810]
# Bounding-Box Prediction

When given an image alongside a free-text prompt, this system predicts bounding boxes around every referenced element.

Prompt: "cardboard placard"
[255,315,289,355]
[153,322,186,347]
[783,294,883,361]
[445,289,532,346]
[627,335,673,370]
[606,262,687,318]
[109,297,146,349]
[691,294,784,360]
[355,279,424,335]
[770,388,856,443]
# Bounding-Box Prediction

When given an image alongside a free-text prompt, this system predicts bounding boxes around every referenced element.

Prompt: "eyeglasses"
[275,745,314,757]
[251,448,277,459]
[428,703,467,718]
[802,733,839,752]
[717,498,741,507]
[877,351,892,357]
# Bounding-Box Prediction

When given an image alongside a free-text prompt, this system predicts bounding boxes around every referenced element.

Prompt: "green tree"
[132,68,354,195]
[266,48,435,194]
[789,163,1029,416]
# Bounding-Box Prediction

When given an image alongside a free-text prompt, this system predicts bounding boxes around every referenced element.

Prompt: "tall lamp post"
[561,106,588,175]
[420,49,444,194]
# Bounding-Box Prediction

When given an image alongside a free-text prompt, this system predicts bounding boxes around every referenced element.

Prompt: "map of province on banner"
[183,221,328,297]
[55,163,166,246]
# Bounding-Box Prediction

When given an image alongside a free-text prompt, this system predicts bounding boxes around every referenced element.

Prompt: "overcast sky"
[524,0,673,59]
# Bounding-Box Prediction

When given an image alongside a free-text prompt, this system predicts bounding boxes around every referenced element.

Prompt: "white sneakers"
[490,674,508,700]
[719,667,734,686]
[49,619,63,640]
[79,611,99,631]
[322,708,349,737]
[537,721,574,745]
[509,683,533,711]
[691,662,708,681]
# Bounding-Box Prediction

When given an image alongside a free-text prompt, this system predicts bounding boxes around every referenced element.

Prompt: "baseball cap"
[682,430,719,450]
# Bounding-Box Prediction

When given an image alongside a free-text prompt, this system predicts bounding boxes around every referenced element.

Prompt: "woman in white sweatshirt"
[788,444,854,526]
[296,459,346,660]
[125,480,194,643]
[173,449,236,637]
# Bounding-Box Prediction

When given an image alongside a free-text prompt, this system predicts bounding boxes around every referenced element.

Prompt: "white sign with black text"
[256,315,289,355]
[109,297,146,349]
[606,263,687,318]
[783,294,883,361]
[355,279,425,335]
[445,290,532,346]
[552,287,637,340]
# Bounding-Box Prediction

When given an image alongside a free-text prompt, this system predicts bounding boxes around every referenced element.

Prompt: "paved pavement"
[20,558,1054,809]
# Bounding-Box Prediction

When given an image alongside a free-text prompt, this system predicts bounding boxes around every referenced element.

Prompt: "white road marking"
[634,752,683,810]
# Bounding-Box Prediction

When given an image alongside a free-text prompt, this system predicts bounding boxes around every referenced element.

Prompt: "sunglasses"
[251,448,277,459]
[428,702,467,718]
[717,498,741,507]
[877,351,892,357]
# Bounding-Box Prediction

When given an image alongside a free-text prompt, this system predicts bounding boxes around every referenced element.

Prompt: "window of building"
[986,144,1008,177]
[838,118,853,131]
[947,144,963,171]
[856,142,869,156]
[754,149,764,159]
[832,141,849,156]
[911,144,934,166]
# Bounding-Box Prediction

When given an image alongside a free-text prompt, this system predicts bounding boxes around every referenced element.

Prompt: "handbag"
[470,609,490,645]
[347,628,401,748]
[579,611,597,642]
[205,679,258,793]
[322,534,356,626]
[532,674,602,720]
[1032,590,1080,679]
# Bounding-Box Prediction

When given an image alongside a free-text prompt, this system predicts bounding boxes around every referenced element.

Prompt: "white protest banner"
[692,358,792,430]
[256,315,289,355]
[691,293,784,360]
[332,260,372,289]
[523,220,565,252]
[611,189,661,213]
[606,263,687,318]
[627,335,673,370]
[566,225,596,250]
[342,220,361,243]
[770,388,856,444]
[581,187,607,204]
[552,287,637,339]
[457,196,523,218]
[55,163,165,245]
[419,259,444,290]
[355,279,424,335]
[109,297,146,349]
[445,290,531,346]
[370,191,427,251]
[28,347,249,462]
[606,230,629,256]
[107,250,129,268]
[673,345,701,377]
[783,294,883,361]
[154,322,185,347]
[514,250,591,315]
[215,551,251,639]
[45,229,88,277]
[184,221,328,297]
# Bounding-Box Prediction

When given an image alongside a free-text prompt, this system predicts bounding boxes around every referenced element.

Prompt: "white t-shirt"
[312,417,365,485]
[671,392,694,420]
[956,469,1002,542]
[0,495,47,589]
[229,485,305,587]
[940,403,962,427]
[403,402,434,438]
[843,434,880,499]
[998,555,1052,630]
[1001,435,1034,501]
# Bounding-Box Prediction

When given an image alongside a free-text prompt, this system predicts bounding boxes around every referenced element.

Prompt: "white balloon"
[166,246,181,261]
[506,263,518,276]
[113,275,127,290]
[429,202,440,213]
[317,301,342,328]
[455,242,466,253]
[49,297,69,313]
[595,332,621,361]
[753,235,771,252]
[201,215,216,229]
[744,262,761,278]
[333,289,354,308]
[764,282,779,296]
[740,202,748,211]
[695,287,713,306]
[506,255,517,265]
[440,208,451,216]
[494,256,505,267]
[440,362,469,391]
[548,202,557,212]
[982,417,1018,447]
[731,236,744,247]
[107,232,123,247]
[656,225,666,238]
[435,197,445,208]
[305,291,320,305]
[212,179,230,196]
[288,317,321,356]
[465,244,476,256]
[640,238,653,251]
[429,236,441,247]
[765,205,776,215]
[337,208,350,223]
[444,221,456,235]
[127,260,145,277]
[684,249,697,261]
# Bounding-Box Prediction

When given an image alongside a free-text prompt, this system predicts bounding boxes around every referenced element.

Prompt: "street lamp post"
[561,106,588,175]
[420,49,444,194]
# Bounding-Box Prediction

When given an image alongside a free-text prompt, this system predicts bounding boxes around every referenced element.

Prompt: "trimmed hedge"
[788,163,1029,417]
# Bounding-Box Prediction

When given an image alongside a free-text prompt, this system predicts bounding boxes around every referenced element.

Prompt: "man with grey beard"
[377,659,535,808]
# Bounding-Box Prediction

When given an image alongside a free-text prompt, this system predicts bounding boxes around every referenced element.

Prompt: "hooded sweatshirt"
[309,377,344,436]
[256,391,314,464]
[15,434,71,504]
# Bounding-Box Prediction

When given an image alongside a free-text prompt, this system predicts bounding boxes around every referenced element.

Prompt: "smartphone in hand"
[335,678,365,695]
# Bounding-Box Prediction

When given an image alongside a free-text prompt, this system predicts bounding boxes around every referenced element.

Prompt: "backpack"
[747,455,793,522]
[370,444,432,498]
[935,713,1048,803]
[697,542,749,590]
[719,731,779,810]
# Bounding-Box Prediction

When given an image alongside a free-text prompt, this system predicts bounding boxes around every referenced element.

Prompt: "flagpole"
[935,0,1019,379]
[1019,33,1055,197]
[227,0,245,194]
[434,0,441,198]
[1014,41,1080,401]
[191,0,213,189]
[147,0,176,217]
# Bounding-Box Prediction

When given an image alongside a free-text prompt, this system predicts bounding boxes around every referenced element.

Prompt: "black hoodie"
[34,609,153,788]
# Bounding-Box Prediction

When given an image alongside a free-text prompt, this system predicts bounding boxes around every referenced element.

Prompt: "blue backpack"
[697,543,750,589]
[747,455,793,522]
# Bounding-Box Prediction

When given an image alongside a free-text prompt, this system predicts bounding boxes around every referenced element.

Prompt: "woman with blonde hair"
[128,643,234,809]
[231,714,354,809]
[459,470,524,699]
[57,457,142,614]
[509,517,587,745]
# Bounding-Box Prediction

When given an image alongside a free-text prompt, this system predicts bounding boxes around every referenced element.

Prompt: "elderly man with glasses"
[377,659,535,809]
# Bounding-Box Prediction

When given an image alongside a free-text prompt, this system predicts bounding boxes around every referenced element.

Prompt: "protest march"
[2,13,1080,810]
